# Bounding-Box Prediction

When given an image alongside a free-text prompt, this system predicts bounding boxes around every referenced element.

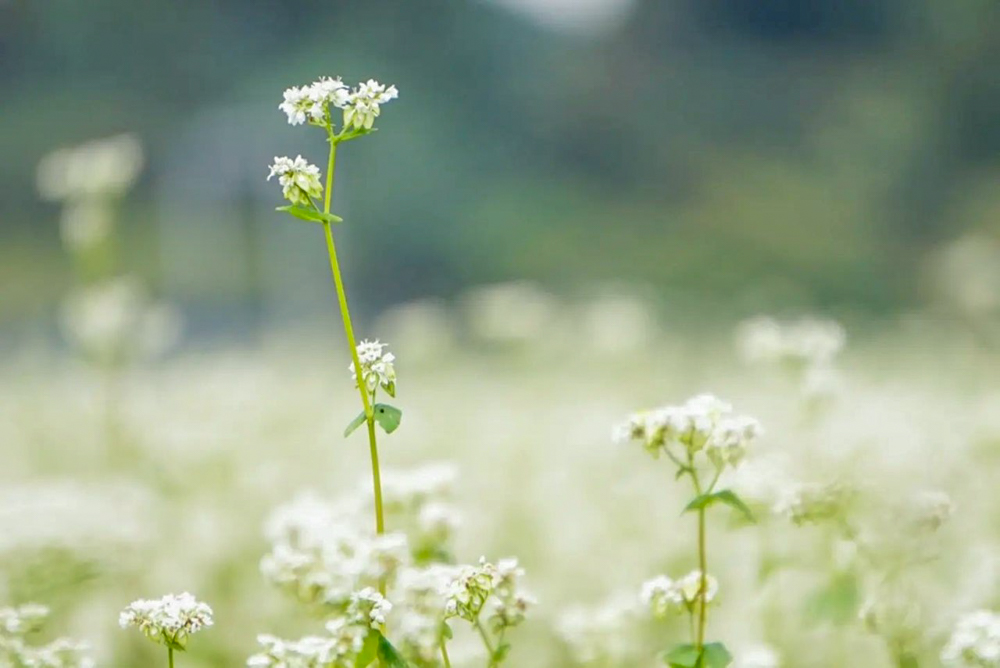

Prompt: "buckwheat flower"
[736,645,781,668]
[37,133,143,201]
[640,575,680,617]
[774,482,852,525]
[247,633,340,667]
[488,558,535,632]
[556,594,641,664]
[941,610,1000,667]
[676,570,719,607]
[442,558,503,623]
[267,155,323,207]
[342,79,399,131]
[278,86,314,126]
[119,592,213,649]
[0,604,49,636]
[348,588,393,629]
[707,415,762,469]
[350,339,397,395]
[310,76,350,116]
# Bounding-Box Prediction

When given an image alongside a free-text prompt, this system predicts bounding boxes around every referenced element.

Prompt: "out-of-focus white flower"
[119,592,213,649]
[640,571,718,617]
[910,490,956,531]
[377,462,457,512]
[350,339,397,396]
[59,201,114,251]
[37,134,143,201]
[773,482,852,525]
[464,281,557,344]
[614,394,760,468]
[941,609,1000,667]
[737,316,845,368]
[0,604,93,668]
[341,79,399,131]
[247,624,366,668]
[348,587,393,629]
[735,644,781,668]
[267,155,323,207]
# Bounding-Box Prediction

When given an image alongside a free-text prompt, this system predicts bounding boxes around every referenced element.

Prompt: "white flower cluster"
[737,316,846,402]
[941,610,1000,667]
[773,482,852,525]
[613,394,761,470]
[37,134,144,202]
[61,277,181,363]
[267,155,323,207]
[640,570,719,618]
[441,557,535,633]
[348,587,393,629]
[0,604,93,668]
[909,490,956,532]
[279,77,398,131]
[373,463,463,565]
[260,491,408,609]
[247,618,368,668]
[118,592,214,649]
[350,339,398,396]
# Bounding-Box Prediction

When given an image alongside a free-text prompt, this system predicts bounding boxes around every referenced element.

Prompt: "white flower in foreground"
[279,77,352,126]
[348,587,393,629]
[278,86,315,126]
[342,79,399,131]
[267,155,323,207]
[941,610,1000,667]
[119,592,213,649]
[350,339,397,395]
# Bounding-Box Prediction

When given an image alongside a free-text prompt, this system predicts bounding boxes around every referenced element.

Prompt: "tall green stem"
[167,647,174,668]
[440,639,453,668]
[474,618,497,667]
[320,136,387,598]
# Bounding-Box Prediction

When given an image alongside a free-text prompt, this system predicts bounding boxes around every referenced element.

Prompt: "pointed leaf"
[377,634,410,668]
[344,410,367,438]
[711,490,755,523]
[275,205,343,224]
[684,493,716,513]
[373,403,402,434]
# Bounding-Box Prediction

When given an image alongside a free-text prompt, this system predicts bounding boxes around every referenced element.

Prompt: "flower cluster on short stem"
[616,394,761,667]
[119,593,213,666]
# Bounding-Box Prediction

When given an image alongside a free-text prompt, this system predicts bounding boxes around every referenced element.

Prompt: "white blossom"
[37,134,143,201]
[941,610,1000,667]
[640,571,718,617]
[350,339,397,395]
[342,79,399,131]
[348,587,393,629]
[119,592,214,649]
[267,155,323,207]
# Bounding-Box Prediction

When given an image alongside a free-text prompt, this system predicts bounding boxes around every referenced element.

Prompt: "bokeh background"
[2,1,1000,666]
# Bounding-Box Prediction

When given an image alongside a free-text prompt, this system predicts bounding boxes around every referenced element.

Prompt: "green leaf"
[440,621,453,640]
[683,490,754,523]
[275,205,343,224]
[493,642,511,664]
[710,490,755,523]
[663,644,699,667]
[702,642,733,668]
[354,631,379,668]
[373,403,402,434]
[377,634,410,668]
[344,410,367,438]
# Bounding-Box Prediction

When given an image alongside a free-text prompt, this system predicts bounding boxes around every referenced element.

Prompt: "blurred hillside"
[1,0,999,327]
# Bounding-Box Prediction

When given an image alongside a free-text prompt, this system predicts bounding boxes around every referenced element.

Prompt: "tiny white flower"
[267,155,323,207]
[119,592,213,649]
[350,339,397,395]
[278,86,314,126]
[942,610,1000,667]
[348,587,393,629]
[342,79,399,131]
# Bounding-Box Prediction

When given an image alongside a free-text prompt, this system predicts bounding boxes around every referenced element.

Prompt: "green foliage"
[662,642,732,668]
[344,410,367,437]
[354,631,379,668]
[684,490,755,523]
[376,633,410,668]
[275,205,343,224]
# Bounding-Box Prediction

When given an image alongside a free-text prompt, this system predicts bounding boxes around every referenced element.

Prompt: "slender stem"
[319,135,388,605]
[440,638,453,668]
[167,646,174,668]
[687,458,709,658]
[474,618,496,666]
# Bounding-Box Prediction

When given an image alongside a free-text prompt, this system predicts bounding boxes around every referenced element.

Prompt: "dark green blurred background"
[2,0,999,331]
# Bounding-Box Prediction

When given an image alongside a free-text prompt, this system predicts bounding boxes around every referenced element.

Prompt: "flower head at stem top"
[278,76,398,136]
[119,592,213,652]
[267,155,323,207]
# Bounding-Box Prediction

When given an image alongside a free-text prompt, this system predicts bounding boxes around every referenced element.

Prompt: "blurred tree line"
[0,0,998,322]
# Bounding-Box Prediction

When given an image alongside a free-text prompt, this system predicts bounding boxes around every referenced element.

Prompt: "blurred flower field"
[3,289,1000,666]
